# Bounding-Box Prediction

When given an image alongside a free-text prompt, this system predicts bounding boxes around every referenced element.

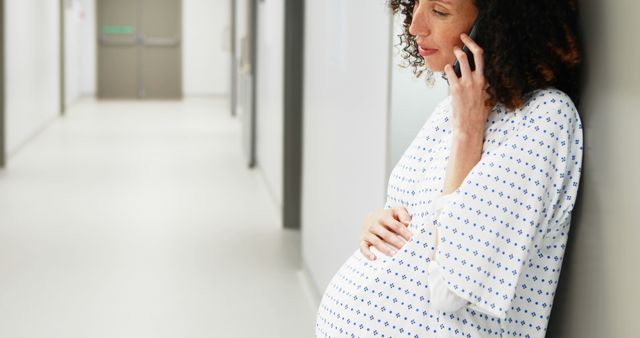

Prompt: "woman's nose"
[408,3,430,37]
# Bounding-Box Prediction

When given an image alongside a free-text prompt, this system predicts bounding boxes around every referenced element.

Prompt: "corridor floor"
[0,98,317,337]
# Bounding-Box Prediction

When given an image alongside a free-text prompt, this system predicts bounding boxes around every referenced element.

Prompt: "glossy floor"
[0,98,317,337]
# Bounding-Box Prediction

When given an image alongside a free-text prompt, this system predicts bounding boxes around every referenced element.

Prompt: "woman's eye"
[433,9,449,17]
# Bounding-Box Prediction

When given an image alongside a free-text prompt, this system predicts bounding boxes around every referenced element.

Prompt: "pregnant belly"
[316,239,437,337]
[320,235,433,310]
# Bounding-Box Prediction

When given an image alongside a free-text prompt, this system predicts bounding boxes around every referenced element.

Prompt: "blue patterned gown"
[315,88,584,338]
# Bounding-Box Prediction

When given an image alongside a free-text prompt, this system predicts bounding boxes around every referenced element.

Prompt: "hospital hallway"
[0,98,317,337]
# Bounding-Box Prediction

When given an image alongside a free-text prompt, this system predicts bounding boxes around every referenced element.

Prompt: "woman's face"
[409,0,479,72]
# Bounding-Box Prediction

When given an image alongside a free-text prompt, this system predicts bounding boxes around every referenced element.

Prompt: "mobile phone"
[453,20,480,77]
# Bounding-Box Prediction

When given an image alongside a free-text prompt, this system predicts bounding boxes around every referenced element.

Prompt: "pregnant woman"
[315,0,583,337]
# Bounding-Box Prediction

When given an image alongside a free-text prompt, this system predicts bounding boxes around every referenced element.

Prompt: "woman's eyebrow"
[429,0,453,5]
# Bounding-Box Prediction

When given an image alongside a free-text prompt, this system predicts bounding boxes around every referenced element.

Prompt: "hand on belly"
[359,206,414,260]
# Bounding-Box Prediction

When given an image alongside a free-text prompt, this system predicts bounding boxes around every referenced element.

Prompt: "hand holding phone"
[453,20,480,78]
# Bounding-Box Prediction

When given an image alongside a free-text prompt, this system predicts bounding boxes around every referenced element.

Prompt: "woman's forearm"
[442,132,485,195]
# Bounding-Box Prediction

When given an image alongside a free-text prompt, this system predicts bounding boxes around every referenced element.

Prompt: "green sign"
[102,25,135,35]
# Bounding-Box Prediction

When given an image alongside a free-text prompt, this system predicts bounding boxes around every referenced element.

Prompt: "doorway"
[97,0,182,99]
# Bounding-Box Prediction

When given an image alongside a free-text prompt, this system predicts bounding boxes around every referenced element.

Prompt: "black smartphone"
[453,20,480,77]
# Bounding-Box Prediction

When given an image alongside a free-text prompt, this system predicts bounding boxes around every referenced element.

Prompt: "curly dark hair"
[389,0,583,111]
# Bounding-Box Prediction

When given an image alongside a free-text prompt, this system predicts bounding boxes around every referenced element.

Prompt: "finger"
[392,206,412,226]
[371,223,406,251]
[365,233,397,257]
[360,241,376,260]
[453,46,471,79]
[383,208,409,228]
[443,63,458,86]
[386,212,414,241]
[460,33,484,76]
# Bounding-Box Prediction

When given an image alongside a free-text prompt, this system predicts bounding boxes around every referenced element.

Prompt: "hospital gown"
[315,87,584,337]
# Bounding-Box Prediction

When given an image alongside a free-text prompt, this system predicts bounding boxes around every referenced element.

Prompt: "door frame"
[230,0,236,117]
[282,0,304,229]
[0,0,5,168]
[59,0,66,115]
[248,0,257,167]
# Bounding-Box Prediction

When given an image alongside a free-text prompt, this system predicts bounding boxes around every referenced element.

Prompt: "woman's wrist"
[453,128,485,145]
[451,130,484,164]
[442,130,484,195]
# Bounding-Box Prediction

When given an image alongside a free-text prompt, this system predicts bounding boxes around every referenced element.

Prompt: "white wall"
[183,0,230,96]
[255,0,284,216]
[64,0,96,104]
[301,0,392,297]
[233,0,249,111]
[64,0,82,106]
[80,0,96,96]
[5,0,61,156]
[233,0,254,165]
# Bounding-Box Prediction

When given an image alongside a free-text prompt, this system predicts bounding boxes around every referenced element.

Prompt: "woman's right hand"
[359,207,413,260]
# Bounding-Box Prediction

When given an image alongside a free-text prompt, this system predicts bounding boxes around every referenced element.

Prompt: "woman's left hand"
[443,33,492,138]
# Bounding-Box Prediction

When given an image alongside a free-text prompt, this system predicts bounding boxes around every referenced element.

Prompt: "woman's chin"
[423,60,446,73]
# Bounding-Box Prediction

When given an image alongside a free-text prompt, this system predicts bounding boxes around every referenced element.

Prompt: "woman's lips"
[418,46,438,56]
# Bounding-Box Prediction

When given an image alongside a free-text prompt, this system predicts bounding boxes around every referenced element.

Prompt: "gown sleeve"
[426,192,470,313]
[429,94,583,319]
[428,259,470,312]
